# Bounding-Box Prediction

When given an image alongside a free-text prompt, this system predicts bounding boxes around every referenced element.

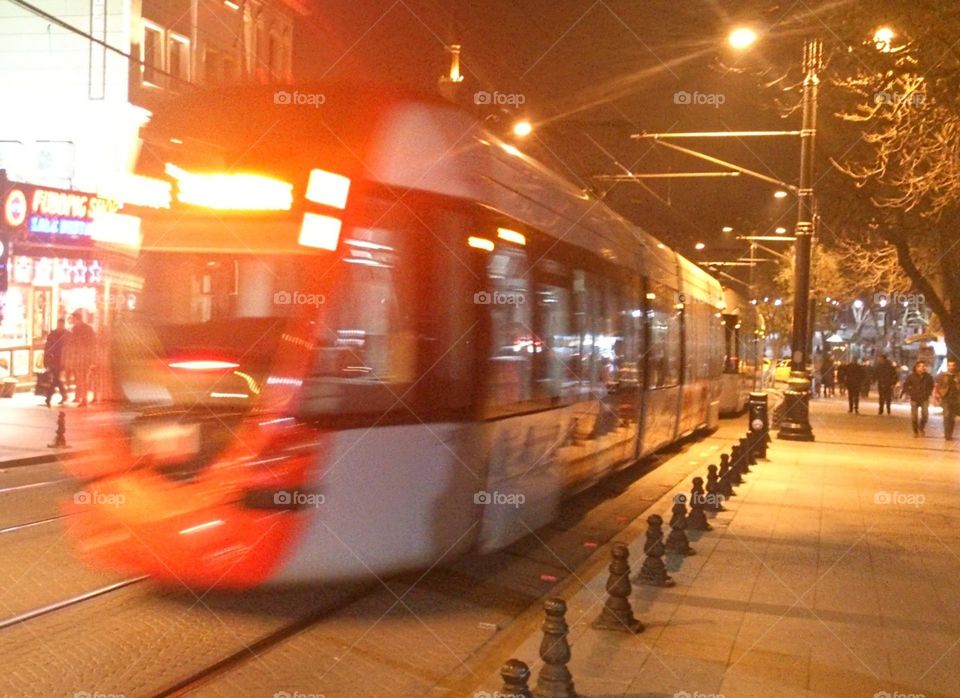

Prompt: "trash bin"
[748,392,769,458]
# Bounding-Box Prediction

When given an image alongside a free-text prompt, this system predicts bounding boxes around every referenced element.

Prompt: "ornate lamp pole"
[778,38,822,441]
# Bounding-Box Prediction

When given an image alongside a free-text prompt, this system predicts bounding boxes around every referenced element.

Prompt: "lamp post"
[778,37,822,442]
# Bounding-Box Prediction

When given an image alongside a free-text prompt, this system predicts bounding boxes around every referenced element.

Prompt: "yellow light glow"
[497,227,526,245]
[468,236,495,251]
[512,120,533,138]
[299,213,342,250]
[873,26,894,52]
[694,242,705,250]
[89,213,143,249]
[775,226,787,234]
[774,190,788,199]
[223,0,239,9]
[500,143,522,157]
[306,168,350,209]
[165,163,293,211]
[729,27,758,50]
[646,292,657,300]
[100,174,172,209]
[722,226,733,232]
[169,360,240,371]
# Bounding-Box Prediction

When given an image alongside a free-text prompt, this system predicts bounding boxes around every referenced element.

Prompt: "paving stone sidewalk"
[472,396,960,698]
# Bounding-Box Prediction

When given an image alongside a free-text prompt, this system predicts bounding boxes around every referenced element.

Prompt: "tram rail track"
[0,576,149,631]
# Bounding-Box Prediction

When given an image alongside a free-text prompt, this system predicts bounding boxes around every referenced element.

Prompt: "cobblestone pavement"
[0,407,747,697]
[463,396,960,698]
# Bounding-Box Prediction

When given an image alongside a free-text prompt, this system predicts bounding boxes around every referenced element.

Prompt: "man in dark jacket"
[901,361,934,436]
[936,358,960,441]
[875,354,898,415]
[844,359,864,414]
[42,320,70,407]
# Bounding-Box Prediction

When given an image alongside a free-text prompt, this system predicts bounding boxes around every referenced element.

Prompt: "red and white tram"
[67,84,725,588]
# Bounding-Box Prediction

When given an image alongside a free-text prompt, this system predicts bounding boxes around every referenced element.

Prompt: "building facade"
[0,0,305,386]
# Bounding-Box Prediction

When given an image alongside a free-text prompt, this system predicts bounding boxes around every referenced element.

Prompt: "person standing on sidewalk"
[935,358,960,441]
[876,354,897,415]
[901,361,934,437]
[41,319,70,407]
[821,356,836,397]
[844,359,864,413]
[68,310,97,407]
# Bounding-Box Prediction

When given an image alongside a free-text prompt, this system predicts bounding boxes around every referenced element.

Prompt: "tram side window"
[645,282,681,388]
[621,282,643,389]
[573,270,602,392]
[485,245,533,409]
[535,276,577,401]
[300,196,475,420]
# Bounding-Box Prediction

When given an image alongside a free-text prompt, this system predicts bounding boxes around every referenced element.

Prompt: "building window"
[268,33,282,78]
[204,47,221,84]
[142,23,164,85]
[222,55,237,83]
[168,34,190,85]
[256,23,269,80]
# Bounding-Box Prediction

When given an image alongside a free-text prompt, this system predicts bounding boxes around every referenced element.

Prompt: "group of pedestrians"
[835,354,959,440]
[40,310,98,408]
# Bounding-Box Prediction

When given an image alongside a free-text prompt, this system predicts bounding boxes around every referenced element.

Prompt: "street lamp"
[775,226,787,234]
[774,190,788,198]
[722,225,734,233]
[729,27,758,50]
[513,120,533,138]
[775,37,822,442]
[695,242,706,250]
[873,26,895,53]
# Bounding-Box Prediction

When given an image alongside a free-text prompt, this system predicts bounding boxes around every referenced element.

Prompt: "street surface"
[0,393,956,697]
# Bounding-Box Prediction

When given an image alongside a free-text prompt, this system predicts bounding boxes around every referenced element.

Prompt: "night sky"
[290,0,859,279]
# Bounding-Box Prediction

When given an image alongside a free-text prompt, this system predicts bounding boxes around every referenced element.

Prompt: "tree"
[821,0,960,359]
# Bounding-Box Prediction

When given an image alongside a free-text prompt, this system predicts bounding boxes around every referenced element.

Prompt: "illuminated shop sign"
[1,183,120,244]
[10,256,103,286]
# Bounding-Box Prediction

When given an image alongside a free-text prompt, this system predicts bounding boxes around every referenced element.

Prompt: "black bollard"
[718,454,735,497]
[48,411,68,449]
[665,496,696,556]
[705,465,726,512]
[593,542,645,633]
[748,392,770,457]
[534,598,578,698]
[687,477,713,531]
[501,658,534,698]
[729,447,744,485]
[739,436,756,468]
[634,514,676,587]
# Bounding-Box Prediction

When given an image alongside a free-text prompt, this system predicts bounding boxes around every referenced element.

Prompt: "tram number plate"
[132,422,201,463]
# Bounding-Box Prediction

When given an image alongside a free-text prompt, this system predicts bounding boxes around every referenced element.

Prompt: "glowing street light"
[722,225,734,233]
[775,226,787,234]
[512,120,533,138]
[853,299,864,309]
[774,190,788,199]
[729,27,758,50]
[694,242,705,250]
[873,26,895,53]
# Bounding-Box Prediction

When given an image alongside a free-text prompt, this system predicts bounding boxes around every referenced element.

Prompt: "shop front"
[0,171,141,397]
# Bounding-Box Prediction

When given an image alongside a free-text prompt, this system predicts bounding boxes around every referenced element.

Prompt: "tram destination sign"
[1,178,119,246]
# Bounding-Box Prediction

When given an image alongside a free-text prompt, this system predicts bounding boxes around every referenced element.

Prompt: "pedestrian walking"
[837,362,847,396]
[875,354,898,415]
[821,356,836,397]
[901,361,934,437]
[844,359,864,414]
[41,319,70,407]
[935,358,960,441]
[860,359,873,398]
[67,310,97,407]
